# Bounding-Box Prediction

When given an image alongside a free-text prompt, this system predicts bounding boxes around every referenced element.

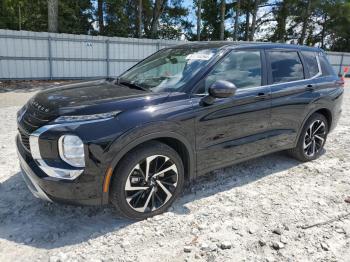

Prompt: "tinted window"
[302,51,319,77]
[268,51,304,84]
[319,54,335,76]
[198,50,262,93]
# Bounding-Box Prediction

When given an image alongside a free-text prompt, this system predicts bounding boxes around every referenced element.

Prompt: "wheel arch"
[295,107,333,147]
[101,131,196,204]
[314,108,332,129]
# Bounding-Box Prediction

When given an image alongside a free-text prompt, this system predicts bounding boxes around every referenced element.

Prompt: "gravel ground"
[0,81,349,262]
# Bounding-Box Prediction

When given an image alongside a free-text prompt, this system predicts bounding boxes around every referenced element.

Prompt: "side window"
[319,54,335,76]
[198,50,262,94]
[302,51,320,77]
[268,51,304,84]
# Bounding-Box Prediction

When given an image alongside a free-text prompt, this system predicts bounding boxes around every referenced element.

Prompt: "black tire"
[288,113,329,162]
[110,141,184,220]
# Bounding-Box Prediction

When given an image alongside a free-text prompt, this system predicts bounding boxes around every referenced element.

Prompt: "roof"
[173,41,322,52]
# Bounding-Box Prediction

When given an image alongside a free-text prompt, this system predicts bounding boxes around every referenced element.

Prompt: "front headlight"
[54,110,121,123]
[58,135,85,168]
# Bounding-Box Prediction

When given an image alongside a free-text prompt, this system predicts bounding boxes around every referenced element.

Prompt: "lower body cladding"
[16,135,104,205]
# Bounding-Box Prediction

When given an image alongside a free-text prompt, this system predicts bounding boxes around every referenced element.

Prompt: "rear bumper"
[16,135,103,206]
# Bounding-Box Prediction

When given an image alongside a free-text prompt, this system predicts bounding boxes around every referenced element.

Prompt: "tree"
[98,0,104,33]
[250,0,260,41]
[149,0,165,38]
[270,0,292,42]
[158,0,190,39]
[233,0,240,40]
[137,0,142,38]
[219,0,226,40]
[48,0,58,32]
[59,0,94,34]
[200,0,222,40]
[299,0,312,44]
[197,0,202,41]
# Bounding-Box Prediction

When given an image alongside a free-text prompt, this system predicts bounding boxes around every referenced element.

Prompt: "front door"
[192,49,271,174]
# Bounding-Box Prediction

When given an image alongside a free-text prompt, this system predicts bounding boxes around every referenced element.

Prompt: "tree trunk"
[320,13,327,49]
[233,0,240,41]
[245,10,250,41]
[47,0,58,33]
[219,0,226,40]
[98,0,104,34]
[137,0,142,38]
[250,0,259,41]
[150,0,165,39]
[299,0,312,45]
[273,0,289,42]
[197,0,202,41]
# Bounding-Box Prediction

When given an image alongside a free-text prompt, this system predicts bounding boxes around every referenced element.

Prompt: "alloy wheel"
[124,155,178,213]
[303,119,327,157]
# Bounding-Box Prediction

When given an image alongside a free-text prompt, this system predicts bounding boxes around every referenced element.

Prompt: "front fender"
[101,121,196,204]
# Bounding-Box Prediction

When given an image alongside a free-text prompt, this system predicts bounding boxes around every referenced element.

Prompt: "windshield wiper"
[118,80,149,92]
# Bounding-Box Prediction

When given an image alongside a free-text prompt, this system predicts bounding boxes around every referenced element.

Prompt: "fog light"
[58,135,85,167]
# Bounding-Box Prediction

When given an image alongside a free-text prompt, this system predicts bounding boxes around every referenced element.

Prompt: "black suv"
[16,42,343,219]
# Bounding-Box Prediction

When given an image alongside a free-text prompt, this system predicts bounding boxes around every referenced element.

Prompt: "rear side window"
[302,51,320,77]
[268,51,304,84]
[319,54,335,76]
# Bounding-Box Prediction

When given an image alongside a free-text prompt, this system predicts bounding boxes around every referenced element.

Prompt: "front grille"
[17,105,55,153]
[19,128,31,152]
[21,107,51,134]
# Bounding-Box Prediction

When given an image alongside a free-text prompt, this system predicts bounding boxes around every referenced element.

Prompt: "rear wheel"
[110,141,184,220]
[288,113,328,162]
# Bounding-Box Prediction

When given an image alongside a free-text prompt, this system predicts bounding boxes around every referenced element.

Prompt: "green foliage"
[59,0,94,34]
[0,0,349,51]
[0,0,93,34]
[0,0,47,31]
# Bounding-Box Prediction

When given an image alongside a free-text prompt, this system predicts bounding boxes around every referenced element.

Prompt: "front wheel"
[110,141,184,220]
[288,113,329,162]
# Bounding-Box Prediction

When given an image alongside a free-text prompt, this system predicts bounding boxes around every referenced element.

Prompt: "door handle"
[306,84,315,91]
[255,92,268,100]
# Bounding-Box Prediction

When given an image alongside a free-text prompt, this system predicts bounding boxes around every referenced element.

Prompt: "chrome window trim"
[195,50,326,96]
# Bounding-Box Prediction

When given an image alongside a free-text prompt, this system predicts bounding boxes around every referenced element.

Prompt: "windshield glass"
[119,47,218,92]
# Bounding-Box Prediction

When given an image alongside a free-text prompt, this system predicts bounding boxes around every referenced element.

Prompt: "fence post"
[339,54,344,75]
[106,39,110,78]
[157,42,160,51]
[339,54,344,76]
[48,36,53,80]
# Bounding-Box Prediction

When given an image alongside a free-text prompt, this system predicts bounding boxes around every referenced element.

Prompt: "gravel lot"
[0,81,349,262]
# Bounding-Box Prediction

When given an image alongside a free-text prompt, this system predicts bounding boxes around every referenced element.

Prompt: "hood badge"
[31,100,50,113]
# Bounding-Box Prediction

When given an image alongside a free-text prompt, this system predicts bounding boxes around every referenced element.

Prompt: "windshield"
[119,47,218,92]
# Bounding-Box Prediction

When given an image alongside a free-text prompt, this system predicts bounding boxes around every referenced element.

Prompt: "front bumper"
[18,148,52,202]
[16,135,104,206]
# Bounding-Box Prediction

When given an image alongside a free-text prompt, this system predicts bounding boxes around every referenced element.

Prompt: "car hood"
[29,79,170,116]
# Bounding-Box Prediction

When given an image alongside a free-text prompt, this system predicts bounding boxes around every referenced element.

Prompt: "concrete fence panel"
[0,29,348,80]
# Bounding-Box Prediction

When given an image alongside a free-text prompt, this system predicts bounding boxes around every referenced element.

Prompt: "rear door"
[266,49,319,149]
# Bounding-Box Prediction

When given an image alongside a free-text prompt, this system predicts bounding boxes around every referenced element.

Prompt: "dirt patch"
[0,80,75,107]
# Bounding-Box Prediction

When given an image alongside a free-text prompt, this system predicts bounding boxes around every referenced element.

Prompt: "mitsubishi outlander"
[16,42,344,219]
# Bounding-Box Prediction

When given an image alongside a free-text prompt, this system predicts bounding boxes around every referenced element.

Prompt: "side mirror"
[200,80,237,106]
